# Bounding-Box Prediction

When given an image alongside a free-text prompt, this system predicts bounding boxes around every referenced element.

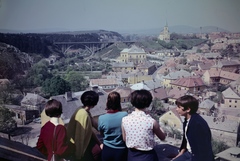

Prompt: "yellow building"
[111,62,135,72]
[222,87,240,108]
[119,45,146,65]
[159,108,182,130]
[128,72,153,84]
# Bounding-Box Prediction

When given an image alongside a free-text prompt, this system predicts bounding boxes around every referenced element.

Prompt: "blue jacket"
[180,113,214,161]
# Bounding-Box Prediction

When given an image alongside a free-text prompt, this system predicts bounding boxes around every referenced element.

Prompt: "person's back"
[98,111,127,148]
[121,90,166,161]
[67,90,102,161]
[37,99,73,161]
[98,91,128,161]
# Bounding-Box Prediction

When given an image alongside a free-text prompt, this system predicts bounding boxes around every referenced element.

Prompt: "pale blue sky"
[0,0,240,33]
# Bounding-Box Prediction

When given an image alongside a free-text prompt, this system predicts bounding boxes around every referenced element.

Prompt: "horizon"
[0,25,231,35]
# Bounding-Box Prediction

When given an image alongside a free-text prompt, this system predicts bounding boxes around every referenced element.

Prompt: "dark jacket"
[180,113,214,161]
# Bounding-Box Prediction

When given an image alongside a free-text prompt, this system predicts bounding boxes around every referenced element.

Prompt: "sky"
[0,0,240,33]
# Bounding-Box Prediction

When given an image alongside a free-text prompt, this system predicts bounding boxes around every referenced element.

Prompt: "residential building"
[111,62,135,72]
[211,59,240,73]
[89,78,120,92]
[156,49,180,57]
[198,62,214,71]
[127,71,153,84]
[151,87,169,103]
[162,69,191,88]
[222,87,240,108]
[118,45,147,65]
[159,108,182,130]
[170,76,206,96]
[5,105,39,125]
[110,86,133,103]
[211,43,228,52]
[198,99,215,115]
[229,77,240,95]
[202,68,240,86]
[21,93,47,114]
[136,61,157,75]
[167,88,188,105]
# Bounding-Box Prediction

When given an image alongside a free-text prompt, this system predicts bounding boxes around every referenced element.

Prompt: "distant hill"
[0,26,230,36]
[118,25,230,35]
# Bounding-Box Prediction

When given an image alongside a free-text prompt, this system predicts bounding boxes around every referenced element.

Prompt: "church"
[158,22,170,43]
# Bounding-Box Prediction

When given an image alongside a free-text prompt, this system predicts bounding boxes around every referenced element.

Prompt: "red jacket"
[37,121,73,161]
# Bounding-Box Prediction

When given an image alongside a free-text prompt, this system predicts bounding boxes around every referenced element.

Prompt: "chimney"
[65,92,72,102]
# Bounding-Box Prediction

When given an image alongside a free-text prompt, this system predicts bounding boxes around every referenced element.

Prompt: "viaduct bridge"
[53,41,138,55]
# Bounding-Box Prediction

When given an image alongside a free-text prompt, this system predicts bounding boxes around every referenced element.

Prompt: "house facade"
[89,78,119,92]
[222,87,240,108]
[159,108,182,130]
[21,93,47,113]
[119,45,147,65]
[170,76,206,97]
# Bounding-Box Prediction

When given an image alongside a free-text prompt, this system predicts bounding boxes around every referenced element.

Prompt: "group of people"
[36,89,214,161]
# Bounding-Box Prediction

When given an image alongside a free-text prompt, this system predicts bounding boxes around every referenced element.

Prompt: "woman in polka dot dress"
[121,89,166,161]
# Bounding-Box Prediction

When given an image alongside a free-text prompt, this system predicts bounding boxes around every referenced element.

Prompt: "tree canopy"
[42,75,71,97]
[0,106,16,133]
[65,71,88,92]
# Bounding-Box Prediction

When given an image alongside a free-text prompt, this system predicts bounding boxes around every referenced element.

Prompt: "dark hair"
[106,91,122,111]
[81,90,99,107]
[175,95,199,114]
[130,89,152,109]
[45,99,62,117]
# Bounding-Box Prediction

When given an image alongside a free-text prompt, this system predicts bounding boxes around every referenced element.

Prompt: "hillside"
[0,43,32,79]
[0,30,125,58]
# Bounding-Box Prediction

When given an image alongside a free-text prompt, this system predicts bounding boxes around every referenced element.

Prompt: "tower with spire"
[158,21,170,43]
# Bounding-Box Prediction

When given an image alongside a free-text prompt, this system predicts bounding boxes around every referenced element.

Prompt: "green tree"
[12,75,27,95]
[151,98,166,120]
[26,60,52,87]
[0,106,17,140]
[0,82,14,104]
[42,75,71,97]
[65,71,88,92]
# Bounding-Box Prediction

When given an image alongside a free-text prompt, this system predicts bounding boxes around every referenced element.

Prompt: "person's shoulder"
[76,108,87,115]
[122,114,129,121]
[41,121,52,128]
[56,124,66,130]
[120,111,128,116]
[191,114,208,124]
[98,113,106,120]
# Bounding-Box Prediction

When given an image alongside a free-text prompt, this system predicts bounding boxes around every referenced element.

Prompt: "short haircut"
[106,91,122,111]
[81,90,99,107]
[175,95,199,114]
[130,89,152,109]
[45,99,62,117]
